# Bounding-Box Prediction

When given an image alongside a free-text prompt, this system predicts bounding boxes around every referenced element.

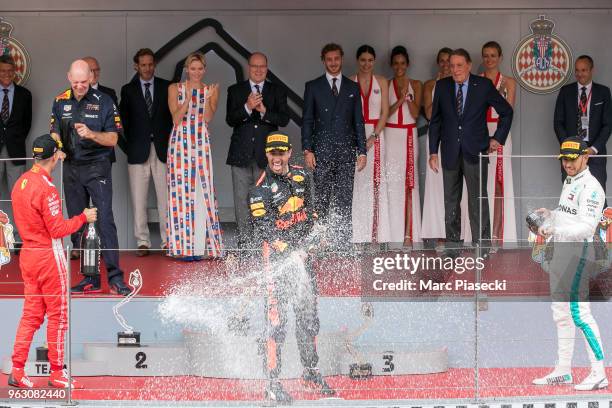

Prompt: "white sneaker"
[532,368,573,385]
[574,371,608,391]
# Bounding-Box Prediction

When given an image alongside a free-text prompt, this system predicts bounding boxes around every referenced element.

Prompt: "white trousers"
[128,144,168,248]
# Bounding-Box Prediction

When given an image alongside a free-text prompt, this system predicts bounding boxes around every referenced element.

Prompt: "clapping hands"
[246,91,266,114]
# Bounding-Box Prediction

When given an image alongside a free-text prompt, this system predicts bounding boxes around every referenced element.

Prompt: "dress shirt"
[325,72,342,91]
[454,76,470,113]
[244,80,265,115]
[140,77,154,100]
[0,82,15,115]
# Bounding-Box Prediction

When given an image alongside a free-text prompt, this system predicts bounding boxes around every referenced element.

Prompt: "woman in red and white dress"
[351,45,390,243]
[383,46,422,245]
[481,41,517,247]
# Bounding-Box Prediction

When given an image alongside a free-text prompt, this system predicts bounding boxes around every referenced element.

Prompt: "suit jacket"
[554,81,612,155]
[0,83,32,165]
[429,73,513,170]
[119,76,172,164]
[96,84,120,162]
[97,84,118,105]
[225,80,289,169]
[301,75,366,163]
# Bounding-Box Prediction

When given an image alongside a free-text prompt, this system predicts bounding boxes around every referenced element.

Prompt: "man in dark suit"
[83,56,118,105]
[429,48,513,254]
[83,56,124,162]
[119,48,173,256]
[0,55,31,193]
[226,52,290,250]
[554,55,612,192]
[0,55,31,247]
[302,43,367,250]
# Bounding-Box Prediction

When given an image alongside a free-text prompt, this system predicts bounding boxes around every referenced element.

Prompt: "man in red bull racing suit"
[249,132,335,403]
[8,135,97,389]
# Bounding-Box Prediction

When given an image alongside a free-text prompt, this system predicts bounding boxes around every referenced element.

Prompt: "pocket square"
[594,101,604,106]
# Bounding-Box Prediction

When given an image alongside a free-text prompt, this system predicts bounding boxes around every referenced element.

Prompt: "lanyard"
[578,88,592,116]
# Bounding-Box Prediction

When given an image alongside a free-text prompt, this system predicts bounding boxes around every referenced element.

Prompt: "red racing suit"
[11,164,86,372]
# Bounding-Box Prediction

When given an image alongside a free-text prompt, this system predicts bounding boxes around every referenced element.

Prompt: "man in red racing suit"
[249,132,334,403]
[8,134,96,389]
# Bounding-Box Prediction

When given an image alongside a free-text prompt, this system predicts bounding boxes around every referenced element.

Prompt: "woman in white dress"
[481,41,517,248]
[422,47,452,244]
[351,45,390,243]
[383,46,422,246]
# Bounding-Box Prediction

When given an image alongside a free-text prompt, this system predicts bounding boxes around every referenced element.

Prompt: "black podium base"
[117,331,141,347]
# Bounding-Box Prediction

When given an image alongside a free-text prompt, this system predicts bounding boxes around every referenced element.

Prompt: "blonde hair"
[184,52,206,68]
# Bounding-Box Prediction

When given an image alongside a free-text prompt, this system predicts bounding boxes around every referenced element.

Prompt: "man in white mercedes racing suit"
[532,137,608,391]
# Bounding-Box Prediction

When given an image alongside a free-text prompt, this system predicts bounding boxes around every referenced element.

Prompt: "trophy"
[526,210,554,264]
[526,210,547,235]
[113,269,143,347]
[594,207,612,266]
[0,210,15,266]
[597,207,612,242]
[345,302,374,379]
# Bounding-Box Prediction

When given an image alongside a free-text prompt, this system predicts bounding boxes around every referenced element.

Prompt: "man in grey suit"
[302,43,367,251]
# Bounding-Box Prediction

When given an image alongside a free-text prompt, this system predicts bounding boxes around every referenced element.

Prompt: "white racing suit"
[546,167,605,369]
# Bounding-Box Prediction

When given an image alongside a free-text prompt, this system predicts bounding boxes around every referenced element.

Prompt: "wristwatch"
[371,132,378,139]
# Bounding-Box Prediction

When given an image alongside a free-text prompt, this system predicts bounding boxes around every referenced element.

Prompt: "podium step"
[2,334,447,379]
[2,342,190,377]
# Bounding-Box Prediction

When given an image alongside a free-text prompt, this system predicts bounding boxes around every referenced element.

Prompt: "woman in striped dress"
[167,52,224,260]
[351,45,390,243]
[383,46,422,246]
[481,41,517,248]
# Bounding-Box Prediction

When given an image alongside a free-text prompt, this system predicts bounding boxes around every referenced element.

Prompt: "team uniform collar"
[266,166,291,180]
[565,167,590,184]
[72,86,96,102]
[31,164,52,181]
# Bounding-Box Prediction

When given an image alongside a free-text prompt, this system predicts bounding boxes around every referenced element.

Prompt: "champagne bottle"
[60,118,75,159]
[80,220,101,277]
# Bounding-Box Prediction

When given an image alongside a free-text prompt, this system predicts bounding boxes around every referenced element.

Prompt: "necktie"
[456,83,464,118]
[1,89,9,123]
[251,84,261,120]
[332,77,339,97]
[144,83,153,117]
[578,86,588,140]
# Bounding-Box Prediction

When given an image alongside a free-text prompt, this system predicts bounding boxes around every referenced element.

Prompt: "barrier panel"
[0,155,610,406]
